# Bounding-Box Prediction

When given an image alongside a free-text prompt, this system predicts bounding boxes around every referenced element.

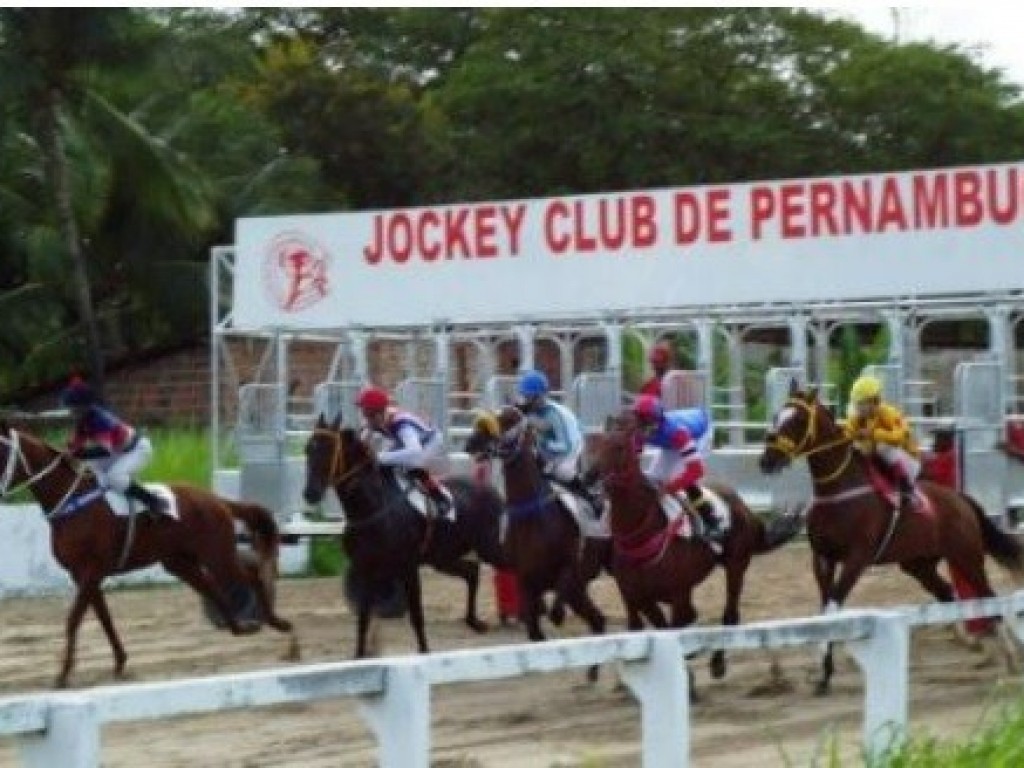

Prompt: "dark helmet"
[60,376,97,408]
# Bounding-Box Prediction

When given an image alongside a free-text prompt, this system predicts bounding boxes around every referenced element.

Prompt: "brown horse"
[759,383,1024,694]
[0,421,297,688]
[302,415,510,658]
[464,407,608,659]
[592,412,801,692]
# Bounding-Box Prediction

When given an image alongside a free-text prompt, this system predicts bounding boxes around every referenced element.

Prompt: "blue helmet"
[517,370,549,398]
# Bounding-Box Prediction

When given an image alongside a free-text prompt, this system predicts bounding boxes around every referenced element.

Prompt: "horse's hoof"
[465,616,489,634]
[233,620,261,636]
[282,635,302,662]
[53,676,69,690]
[710,651,727,680]
[586,664,600,684]
[814,680,831,697]
[549,603,566,627]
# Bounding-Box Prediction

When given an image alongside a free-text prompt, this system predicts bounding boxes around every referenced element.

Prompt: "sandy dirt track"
[0,541,1022,767]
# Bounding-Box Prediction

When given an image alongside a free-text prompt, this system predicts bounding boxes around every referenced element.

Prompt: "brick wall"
[24,338,570,427]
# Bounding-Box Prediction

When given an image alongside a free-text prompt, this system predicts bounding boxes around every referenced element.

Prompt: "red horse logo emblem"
[262,232,330,312]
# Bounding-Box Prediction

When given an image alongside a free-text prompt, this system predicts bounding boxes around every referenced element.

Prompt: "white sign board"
[234,161,1024,330]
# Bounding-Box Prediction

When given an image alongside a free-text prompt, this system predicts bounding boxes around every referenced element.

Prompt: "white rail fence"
[2,594,1023,768]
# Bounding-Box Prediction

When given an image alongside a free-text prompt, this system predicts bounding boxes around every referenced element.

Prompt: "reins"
[0,429,89,519]
[767,398,855,488]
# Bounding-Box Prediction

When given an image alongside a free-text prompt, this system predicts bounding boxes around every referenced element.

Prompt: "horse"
[592,412,802,695]
[302,414,509,658]
[464,406,609,658]
[0,420,297,688]
[759,382,1024,694]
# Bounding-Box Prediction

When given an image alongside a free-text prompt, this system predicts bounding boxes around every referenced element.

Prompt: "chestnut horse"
[759,383,1024,693]
[592,412,802,692]
[464,406,609,657]
[302,415,509,658]
[0,421,296,688]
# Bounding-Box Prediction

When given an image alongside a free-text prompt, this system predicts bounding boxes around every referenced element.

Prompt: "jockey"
[639,342,674,398]
[845,375,921,511]
[60,376,166,514]
[632,394,720,540]
[516,369,603,516]
[355,385,449,515]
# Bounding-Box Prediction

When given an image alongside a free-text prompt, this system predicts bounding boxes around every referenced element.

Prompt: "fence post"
[17,695,99,768]
[618,634,689,767]
[358,659,430,768]
[846,611,909,763]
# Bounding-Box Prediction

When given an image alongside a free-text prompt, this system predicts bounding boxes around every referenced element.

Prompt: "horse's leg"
[355,588,375,658]
[56,573,103,689]
[670,594,700,704]
[814,552,871,696]
[402,568,430,654]
[244,557,300,662]
[521,581,547,642]
[712,552,752,681]
[88,590,128,680]
[162,557,258,637]
[432,558,488,633]
[811,553,837,696]
[641,602,668,628]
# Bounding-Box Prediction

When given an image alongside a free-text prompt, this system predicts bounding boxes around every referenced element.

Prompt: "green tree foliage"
[3,8,1024,402]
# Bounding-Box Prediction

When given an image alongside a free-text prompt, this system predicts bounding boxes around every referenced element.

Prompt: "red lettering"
[474,206,498,258]
[780,183,805,239]
[388,213,412,263]
[842,180,872,233]
[502,204,526,255]
[876,178,908,232]
[444,209,471,258]
[809,182,838,236]
[954,171,983,227]
[750,187,774,239]
[545,201,571,253]
[988,168,1018,225]
[912,173,949,229]
[364,214,384,264]
[573,201,597,252]
[418,210,441,261]
[599,198,626,250]
[633,195,657,247]
[707,189,732,243]
[673,192,700,245]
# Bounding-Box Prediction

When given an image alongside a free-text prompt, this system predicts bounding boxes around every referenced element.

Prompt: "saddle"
[657,486,730,546]
[391,469,455,522]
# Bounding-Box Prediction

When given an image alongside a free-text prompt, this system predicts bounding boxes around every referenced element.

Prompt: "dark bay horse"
[592,413,801,692]
[302,414,508,658]
[464,407,609,652]
[0,421,296,688]
[759,383,1024,693]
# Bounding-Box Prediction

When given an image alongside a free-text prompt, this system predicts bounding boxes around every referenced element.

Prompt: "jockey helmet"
[632,394,664,425]
[517,370,549,398]
[60,376,97,408]
[850,375,882,404]
[356,386,390,413]
[649,343,672,368]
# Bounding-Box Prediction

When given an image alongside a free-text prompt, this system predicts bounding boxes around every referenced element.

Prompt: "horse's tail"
[964,494,1024,573]
[752,506,804,555]
[228,502,282,565]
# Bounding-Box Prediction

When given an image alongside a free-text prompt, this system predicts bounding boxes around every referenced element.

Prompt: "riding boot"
[567,476,604,519]
[897,476,916,512]
[126,482,167,515]
[687,486,721,540]
[413,470,448,518]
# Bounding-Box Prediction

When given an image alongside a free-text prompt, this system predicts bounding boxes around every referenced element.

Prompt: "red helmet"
[649,343,672,368]
[632,394,664,424]
[356,387,390,413]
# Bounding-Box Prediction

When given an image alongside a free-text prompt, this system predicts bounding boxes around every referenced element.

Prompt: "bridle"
[765,397,853,487]
[311,427,371,491]
[0,428,87,515]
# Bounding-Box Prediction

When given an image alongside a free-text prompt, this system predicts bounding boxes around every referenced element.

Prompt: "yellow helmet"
[850,375,882,404]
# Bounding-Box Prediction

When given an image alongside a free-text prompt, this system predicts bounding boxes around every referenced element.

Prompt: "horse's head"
[467,405,533,463]
[760,380,837,475]
[592,409,646,488]
[303,414,375,505]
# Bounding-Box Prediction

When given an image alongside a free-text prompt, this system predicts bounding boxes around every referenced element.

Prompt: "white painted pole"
[358,659,431,768]
[619,634,689,767]
[18,695,99,768]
